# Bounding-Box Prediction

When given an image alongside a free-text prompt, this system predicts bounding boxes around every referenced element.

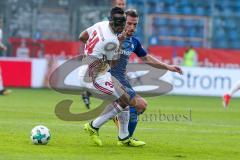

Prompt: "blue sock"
[128,107,138,137]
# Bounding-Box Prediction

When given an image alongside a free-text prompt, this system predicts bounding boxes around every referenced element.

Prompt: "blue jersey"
[110,36,147,99]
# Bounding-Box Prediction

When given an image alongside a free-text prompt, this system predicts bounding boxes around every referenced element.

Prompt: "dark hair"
[125,9,138,17]
[110,7,125,17]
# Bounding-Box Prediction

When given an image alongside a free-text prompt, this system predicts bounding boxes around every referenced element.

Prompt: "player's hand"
[168,65,183,75]
[117,31,127,42]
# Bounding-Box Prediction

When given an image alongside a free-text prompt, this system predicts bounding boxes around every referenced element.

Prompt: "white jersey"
[83,21,121,79]
[84,21,120,60]
[79,21,125,100]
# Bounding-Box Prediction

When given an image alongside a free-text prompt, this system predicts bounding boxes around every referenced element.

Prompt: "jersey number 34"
[85,30,99,54]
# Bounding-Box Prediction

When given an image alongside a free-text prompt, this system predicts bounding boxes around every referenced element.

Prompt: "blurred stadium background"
[0,0,240,159]
[0,0,240,93]
[0,0,240,54]
[0,0,240,47]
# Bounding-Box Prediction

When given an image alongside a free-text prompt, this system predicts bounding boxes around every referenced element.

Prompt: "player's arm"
[79,30,89,44]
[141,55,183,74]
[79,23,97,44]
[133,38,183,74]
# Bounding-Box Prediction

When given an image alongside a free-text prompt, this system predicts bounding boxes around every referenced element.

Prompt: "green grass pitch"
[0,88,240,160]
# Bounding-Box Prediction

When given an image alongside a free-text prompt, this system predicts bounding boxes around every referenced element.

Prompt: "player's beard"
[126,28,135,37]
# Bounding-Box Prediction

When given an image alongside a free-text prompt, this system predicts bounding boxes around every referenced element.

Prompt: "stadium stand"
[0,0,239,54]
[127,0,240,49]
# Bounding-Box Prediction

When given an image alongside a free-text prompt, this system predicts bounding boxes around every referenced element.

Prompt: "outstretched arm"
[141,54,183,75]
[132,37,182,75]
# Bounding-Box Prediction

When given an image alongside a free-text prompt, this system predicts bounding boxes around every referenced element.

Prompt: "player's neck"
[108,24,115,34]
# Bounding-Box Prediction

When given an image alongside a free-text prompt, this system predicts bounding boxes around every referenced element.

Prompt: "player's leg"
[84,101,124,146]
[112,116,119,128]
[122,88,139,137]
[0,66,11,95]
[112,77,147,144]
[0,67,4,92]
[127,92,147,136]
[84,93,132,146]
[112,87,139,136]
[117,106,130,139]
[84,73,132,146]
[223,80,240,108]
[117,106,145,147]
[116,86,146,146]
[78,64,91,109]
[229,80,240,95]
[128,106,138,137]
[82,91,91,109]
[92,72,137,107]
[84,100,145,147]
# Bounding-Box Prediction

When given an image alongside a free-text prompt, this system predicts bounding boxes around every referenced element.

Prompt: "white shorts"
[78,65,124,100]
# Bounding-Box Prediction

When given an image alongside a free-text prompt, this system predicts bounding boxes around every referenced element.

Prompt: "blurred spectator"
[16,39,30,58]
[0,66,11,95]
[44,55,59,88]
[172,47,182,65]
[0,27,11,95]
[113,0,126,9]
[0,27,7,56]
[183,46,198,67]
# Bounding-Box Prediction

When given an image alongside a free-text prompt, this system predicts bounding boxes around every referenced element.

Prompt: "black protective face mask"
[109,16,126,33]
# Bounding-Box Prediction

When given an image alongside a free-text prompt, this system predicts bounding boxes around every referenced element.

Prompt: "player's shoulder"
[89,21,107,30]
[131,36,142,46]
[130,36,147,56]
[96,21,109,27]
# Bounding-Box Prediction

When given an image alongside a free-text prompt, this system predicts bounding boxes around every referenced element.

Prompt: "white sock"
[228,80,240,96]
[92,102,123,129]
[117,106,130,139]
[0,67,3,91]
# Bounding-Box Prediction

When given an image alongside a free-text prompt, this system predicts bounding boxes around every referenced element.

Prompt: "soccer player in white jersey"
[81,0,126,109]
[79,7,145,146]
[223,80,240,108]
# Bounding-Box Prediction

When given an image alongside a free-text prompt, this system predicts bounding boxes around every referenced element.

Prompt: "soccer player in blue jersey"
[112,9,183,145]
